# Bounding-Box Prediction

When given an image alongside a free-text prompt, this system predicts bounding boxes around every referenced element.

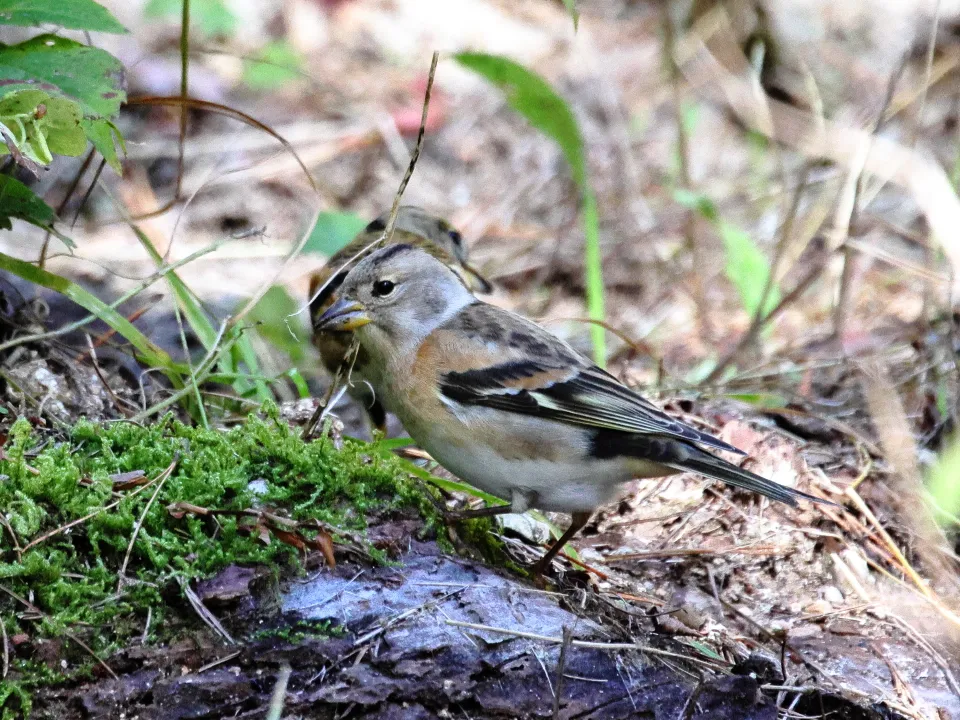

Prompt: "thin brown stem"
[662,3,710,338]
[117,458,178,592]
[296,51,440,322]
[39,147,96,267]
[704,163,813,383]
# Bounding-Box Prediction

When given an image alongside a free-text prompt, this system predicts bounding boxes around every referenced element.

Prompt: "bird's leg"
[531,511,592,578]
[445,489,534,520]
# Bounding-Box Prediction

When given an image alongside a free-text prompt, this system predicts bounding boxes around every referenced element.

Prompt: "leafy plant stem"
[38,146,96,268]
[171,298,209,428]
[0,251,181,379]
[133,321,231,422]
[175,0,190,218]
[0,241,221,356]
[454,51,607,365]
[704,163,812,384]
[663,3,709,340]
[582,189,605,364]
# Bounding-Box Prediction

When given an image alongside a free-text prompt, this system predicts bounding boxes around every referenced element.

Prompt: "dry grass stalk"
[180,578,235,644]
[443,619,727,669]
[674,7,960,296]
[295,51,440,325]
[117,458,178,592]
[266,663,292,720]
[860,362,960,629]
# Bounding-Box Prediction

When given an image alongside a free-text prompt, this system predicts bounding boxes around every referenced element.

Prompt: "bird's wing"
[432,302,744,455]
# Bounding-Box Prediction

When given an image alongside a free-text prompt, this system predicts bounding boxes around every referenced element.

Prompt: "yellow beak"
[314,296,371,332]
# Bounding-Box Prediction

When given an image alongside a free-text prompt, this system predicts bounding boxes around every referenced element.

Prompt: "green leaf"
[36,94,85,156]
[0,90,87,165]
[0,173,53,227]
[725,392,788,409]
[929,434,960,522]
[80,117,125,172]
[456,52,605,365]
[285,368,310,399]
[0,0,126,32]
[673,188,779,317]
[673,188,718,223]
[0,35,125,119]
[0,174,76,249]
[682,639,726,662]
[373,436,415,451]
[145,0,237,37]
[247,285,309,364]
[681,100,700,136]
[718,222,779,317]
[303,211,368,256]
[242,41,302,90]
[456,52,586,188]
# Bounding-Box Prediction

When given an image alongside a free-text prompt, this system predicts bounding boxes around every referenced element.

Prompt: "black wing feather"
[440,359,744,455]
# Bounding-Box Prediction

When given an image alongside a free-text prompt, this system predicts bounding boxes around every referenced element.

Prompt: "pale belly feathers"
[399,395,665,513]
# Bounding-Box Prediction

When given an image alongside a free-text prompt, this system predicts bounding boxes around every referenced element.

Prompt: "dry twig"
[296,50,441,325]
[180,578,235,644]
[444,620,728,670]
[118,458,178,591]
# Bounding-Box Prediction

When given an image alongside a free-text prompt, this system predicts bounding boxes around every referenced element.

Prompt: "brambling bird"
[315,244,826,577]
[309,206,490,433]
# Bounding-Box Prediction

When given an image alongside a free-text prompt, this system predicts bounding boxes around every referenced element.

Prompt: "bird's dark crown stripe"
[369,243,415,266]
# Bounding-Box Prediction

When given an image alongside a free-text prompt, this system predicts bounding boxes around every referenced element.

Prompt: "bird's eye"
[447,229,463,246]
[372,279,395,297]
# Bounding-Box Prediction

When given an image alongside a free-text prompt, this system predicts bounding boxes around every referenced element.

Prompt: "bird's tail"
[667,446,830,507]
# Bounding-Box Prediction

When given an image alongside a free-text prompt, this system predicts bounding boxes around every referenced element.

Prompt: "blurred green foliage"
[0,0,125,32]
[929,434,960,523]
[242,40,303,90]
[304,211,368,256]
[674,188,780,318]
[145,0,236,37]
[561,0,579,30]
[454,52,606,366]
[247,284,310,365]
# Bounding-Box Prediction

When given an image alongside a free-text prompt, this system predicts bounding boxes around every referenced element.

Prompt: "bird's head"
[313,244,476,352]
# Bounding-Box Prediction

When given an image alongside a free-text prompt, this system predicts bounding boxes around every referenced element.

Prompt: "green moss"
[0,410,487,716]
[0,679,32,720]
[252,618,345,643]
